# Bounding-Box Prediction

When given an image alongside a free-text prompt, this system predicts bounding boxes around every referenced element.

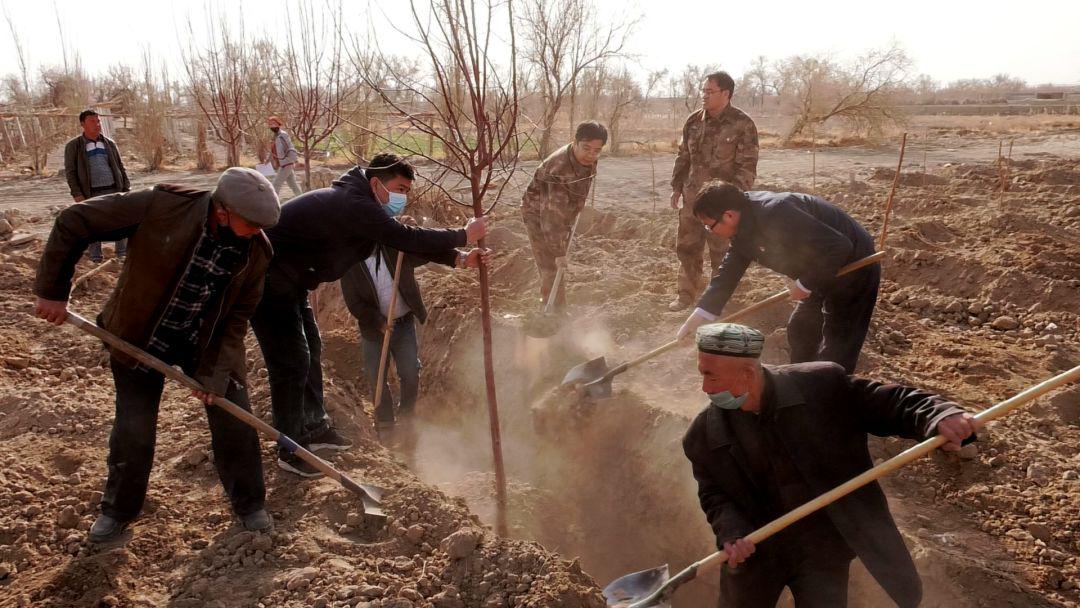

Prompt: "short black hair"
[574,121,608,144]
[366,152,415,183]
[693,181,747,219]
[704,71,735,96]
[78,109,98,123]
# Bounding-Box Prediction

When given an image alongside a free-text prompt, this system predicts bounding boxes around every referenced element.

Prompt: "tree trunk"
[470,177,507,538]
[303,146,312,191]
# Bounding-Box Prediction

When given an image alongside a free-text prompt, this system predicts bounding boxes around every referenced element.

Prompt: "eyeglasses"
[700,88,723,97]
[703,218,720,232]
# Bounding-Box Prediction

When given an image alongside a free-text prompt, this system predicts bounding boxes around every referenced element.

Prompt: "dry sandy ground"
[1,128,1078,607]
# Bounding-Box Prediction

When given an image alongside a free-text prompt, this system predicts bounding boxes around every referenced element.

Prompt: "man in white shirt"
[341,241,485,431]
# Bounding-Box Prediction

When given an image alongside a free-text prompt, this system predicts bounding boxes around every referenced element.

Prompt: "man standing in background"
[669,71,759,312]
[520,121,606,311]
[64,109,131,263]
[267,116,303,199]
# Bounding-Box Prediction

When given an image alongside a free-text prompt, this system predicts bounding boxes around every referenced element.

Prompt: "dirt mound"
[0,240,606,607]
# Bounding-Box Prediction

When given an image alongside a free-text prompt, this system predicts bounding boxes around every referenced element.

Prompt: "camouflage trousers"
[522,211,569,309]
[675,194,729,303]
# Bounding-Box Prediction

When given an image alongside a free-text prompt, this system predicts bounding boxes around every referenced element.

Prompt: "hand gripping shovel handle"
[373,252,406,415]
[622,364,1080,607]
[603,251,887,384]
[544,210,585,315]
[63,311,386,518]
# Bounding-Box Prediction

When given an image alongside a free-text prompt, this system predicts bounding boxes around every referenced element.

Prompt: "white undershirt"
[365,253,411,320]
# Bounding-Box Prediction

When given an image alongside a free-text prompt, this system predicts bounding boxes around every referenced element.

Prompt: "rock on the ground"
[442,527,483,560]
[991,316,1019,331]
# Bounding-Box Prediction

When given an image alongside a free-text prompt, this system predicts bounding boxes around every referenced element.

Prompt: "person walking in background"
[267,116,303,199]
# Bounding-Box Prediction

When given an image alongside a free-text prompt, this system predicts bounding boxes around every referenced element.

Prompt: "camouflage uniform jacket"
[521,143,595,249]
[671,104,759,199]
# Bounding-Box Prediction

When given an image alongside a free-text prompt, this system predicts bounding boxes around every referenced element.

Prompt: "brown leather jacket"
[34,185,272,394]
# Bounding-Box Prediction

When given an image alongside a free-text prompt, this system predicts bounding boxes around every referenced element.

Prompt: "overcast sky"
[1,0,1078,89]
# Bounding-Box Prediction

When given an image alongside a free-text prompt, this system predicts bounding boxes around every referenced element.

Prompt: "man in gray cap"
[35,167,280,542]
[683,323,976,608]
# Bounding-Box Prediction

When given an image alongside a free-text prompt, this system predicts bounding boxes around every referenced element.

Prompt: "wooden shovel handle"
[544,212,584,315]
[62,311,385,513]
[616,251,887,377]
[373,252,406,415]
[689,364,1080,581]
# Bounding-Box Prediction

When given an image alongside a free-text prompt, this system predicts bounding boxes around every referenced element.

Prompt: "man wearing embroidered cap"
[676,181,880,373]
[683,323,977,608]
[34,167,281,542]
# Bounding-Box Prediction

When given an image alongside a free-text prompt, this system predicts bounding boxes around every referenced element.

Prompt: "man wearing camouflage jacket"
[521,121,607,310]
[669,71,759,311]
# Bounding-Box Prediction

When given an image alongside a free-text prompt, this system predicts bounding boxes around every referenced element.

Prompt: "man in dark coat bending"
[676,182,880,373]
[682,323,977,607]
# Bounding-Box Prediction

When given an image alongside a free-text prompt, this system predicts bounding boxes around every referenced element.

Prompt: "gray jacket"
[63,134,130,199]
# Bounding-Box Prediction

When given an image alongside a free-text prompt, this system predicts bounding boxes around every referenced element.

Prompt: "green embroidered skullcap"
[696,323,764,358]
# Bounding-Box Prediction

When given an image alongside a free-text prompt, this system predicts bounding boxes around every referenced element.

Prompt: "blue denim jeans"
[85,185,125,262]
[360,315,420,423]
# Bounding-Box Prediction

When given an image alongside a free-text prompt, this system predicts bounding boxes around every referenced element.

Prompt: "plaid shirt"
[146,226,247,366]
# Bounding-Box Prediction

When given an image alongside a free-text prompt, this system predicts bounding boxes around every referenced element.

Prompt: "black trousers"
[250,267,330,454]
[719,530,854,608]
[787,264,880,374]
[101,358,265,521]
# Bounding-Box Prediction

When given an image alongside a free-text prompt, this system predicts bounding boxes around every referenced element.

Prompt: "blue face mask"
[707,390,749,411]
[385,192,407,217]
[375,180,408,217]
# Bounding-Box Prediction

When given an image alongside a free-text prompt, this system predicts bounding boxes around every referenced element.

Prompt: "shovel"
[605,364,1080,607]
[62,311,387,522]
[522,211,584,339]
[564,251,886,397]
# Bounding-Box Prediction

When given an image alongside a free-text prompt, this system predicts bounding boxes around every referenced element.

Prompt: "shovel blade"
[603,565,670,608]
[582,375,613,398]
[521,311,563,338]
[561,356,609,388]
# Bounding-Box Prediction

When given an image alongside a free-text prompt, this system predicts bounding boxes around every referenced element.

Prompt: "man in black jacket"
[683,323,976,607]
[340,240,486,431]
[676,182,880,373]
[251,153,487,477]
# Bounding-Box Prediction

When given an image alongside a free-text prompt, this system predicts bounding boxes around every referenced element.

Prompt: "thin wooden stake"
[878,132,907,251]
[372,251,406,425]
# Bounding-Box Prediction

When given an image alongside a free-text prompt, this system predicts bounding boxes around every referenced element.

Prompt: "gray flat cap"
[212,167,281,228]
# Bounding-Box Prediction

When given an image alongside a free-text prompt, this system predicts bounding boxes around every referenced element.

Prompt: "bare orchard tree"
[275,0,353,189]
[131,51,171,171]
[243,37,281,164]
[774,45,913,142]
[518,0,635,157]
[354,0,520,537]
[602,64,642,155]
[182,11,249,167]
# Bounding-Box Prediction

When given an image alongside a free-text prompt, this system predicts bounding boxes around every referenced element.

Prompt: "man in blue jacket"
[251,153,487,477]
[676,182,879,373]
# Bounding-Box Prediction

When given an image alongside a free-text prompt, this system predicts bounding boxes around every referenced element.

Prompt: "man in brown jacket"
[683,323,977,607]
[521,121,606,310]
[669,72,759,311]
[34,168,280,542]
